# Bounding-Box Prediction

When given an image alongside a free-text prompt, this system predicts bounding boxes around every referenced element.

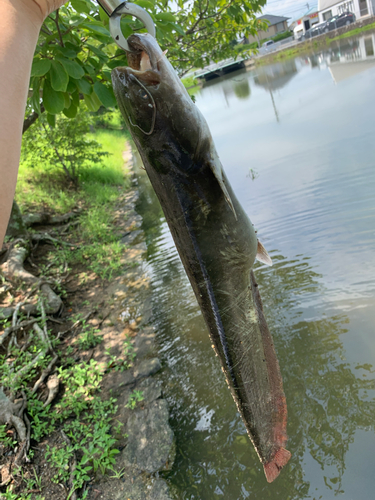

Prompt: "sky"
[262,0,319,23]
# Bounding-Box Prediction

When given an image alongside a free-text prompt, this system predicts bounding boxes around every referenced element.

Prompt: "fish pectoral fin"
[256,240,273,266]
[208,156,237,220]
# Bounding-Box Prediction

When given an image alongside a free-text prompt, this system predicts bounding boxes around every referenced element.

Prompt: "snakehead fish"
[112,33,291,482]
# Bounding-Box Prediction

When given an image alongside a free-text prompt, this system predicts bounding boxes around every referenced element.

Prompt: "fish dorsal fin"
[256,240,272,266]
[209,151,237,220]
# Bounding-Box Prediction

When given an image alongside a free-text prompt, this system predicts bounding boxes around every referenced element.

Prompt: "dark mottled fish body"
[112,33,291,482]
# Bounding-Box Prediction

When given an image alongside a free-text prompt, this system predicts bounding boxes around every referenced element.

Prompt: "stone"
[104,369,136,397]
[133,241,147,252]
[125,214,143,232]
[135,377,162,405]
[122,399,175,473]
[134,358,161,379]
[120,230,143,246]
[109,475,172,500]
[134,328,156,359]
[0,308,13,320]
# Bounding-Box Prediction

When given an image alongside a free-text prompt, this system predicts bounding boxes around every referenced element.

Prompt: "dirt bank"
[0,144,175,500]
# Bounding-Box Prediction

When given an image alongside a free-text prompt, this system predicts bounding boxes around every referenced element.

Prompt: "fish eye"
[138,89,149,100]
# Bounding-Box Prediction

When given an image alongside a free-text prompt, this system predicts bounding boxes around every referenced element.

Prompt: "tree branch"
[54,9,64,47]
[22,104,45,134]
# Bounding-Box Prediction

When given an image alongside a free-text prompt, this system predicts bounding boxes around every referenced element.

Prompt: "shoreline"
[86,142,175,500]
[0,139,175,500]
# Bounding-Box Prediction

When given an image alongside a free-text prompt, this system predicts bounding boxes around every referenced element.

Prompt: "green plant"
[0,424,17,449]
[108,467,125,479]
[28,396,56,441]
[21,111,108,185]
[126,390,144,410]
[77,324,102,350]
[81,420,119,474]
[45,443,73,484]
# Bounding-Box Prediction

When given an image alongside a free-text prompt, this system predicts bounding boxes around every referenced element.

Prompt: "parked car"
[263,40,275,47]
[325,11,356,31]
[304,22,327,39]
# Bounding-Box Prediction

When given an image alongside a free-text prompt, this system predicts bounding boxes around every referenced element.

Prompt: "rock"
[125,213,143,231]
[134,358,161,379]
[111,475,172,500]
[134,327,156,359]
[118,370,136,388]
[122,399,175,473]
[0,308,13,320]
[135,377,162,405]
[120,229,143,246]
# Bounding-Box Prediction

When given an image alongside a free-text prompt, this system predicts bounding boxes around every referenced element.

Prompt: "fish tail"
[250,270,291,475]
[263,447,292,483]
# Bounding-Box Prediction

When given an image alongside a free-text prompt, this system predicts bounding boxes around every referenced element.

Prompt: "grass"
[0,306,137,499]
[1,110,140,498]
[257,23,375,64]
[16,116,132,280]
[330,21,375,41]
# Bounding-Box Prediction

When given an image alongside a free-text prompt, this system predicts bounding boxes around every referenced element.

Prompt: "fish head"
[112,34,211,168]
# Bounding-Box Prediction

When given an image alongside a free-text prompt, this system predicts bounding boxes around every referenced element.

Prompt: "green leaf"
[70,0,91,14]
[67,79,77,93]
[50,61,69,92]
[43,80,65,114]
[84,92,101,112]
[46,113,56,127]
[156,12,177,22]
[93,82,116,108]
[86,44,108,62]
[119,21,134,39]
[81,23,111,37]
[31,77,41,115]
[137,0,155,10]
[74,78,92,95]
[101,70,112,81]
[31,59,51,77]
[63,93,71,109]
[71,90,80,108]
[71,90,80,107]
[171,23,185,36]
[57,57,85,79]
[98,5,109,25]
[54,46,78,59]
[63,102,78,118]
[106,59,127,70]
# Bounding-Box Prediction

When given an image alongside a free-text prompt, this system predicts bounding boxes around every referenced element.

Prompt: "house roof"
[318,0,340,11]
[258,14,290,26]
[288,6,318,25]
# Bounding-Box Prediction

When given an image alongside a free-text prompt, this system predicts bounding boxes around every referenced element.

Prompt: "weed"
[108,467,125,479]
[77,324,102,350]
[126,390,144,410]
[45,443,73,484]
[123,338,136,366]
[0,424,17,448]
[81,420,119,474]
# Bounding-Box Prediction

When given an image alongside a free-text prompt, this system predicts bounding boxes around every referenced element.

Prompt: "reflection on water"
[132,30,375,500]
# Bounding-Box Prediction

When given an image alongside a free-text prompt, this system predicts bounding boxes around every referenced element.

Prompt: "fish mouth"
[113,33,162,87]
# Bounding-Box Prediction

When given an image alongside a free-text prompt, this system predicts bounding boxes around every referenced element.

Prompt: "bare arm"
[0,0,66,247]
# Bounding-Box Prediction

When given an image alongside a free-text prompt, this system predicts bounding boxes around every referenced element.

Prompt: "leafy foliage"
[21,109,108,184]
[26,0,267,125]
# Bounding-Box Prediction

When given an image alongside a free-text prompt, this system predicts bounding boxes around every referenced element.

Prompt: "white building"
[318,0,375,23]
[291,7,320,39]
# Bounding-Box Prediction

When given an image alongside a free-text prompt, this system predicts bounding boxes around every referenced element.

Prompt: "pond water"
[133,32,375,499]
